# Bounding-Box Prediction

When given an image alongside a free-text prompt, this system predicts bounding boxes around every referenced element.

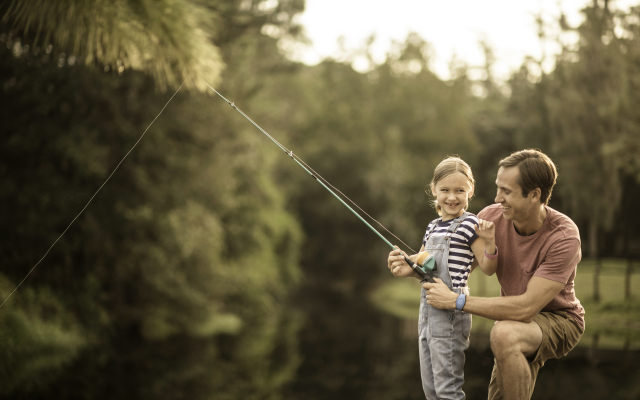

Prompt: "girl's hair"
[428,156,475,216]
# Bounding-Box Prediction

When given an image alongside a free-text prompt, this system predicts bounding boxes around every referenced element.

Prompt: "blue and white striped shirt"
[421,214,479,288]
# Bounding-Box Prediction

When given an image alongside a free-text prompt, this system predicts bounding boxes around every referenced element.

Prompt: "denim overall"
[418,212,473,400]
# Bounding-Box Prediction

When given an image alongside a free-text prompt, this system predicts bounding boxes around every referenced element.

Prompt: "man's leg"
[488,320,542,400]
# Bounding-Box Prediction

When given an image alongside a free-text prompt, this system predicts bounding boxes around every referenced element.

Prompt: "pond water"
[7,275,638,400]
[283,284,640,400]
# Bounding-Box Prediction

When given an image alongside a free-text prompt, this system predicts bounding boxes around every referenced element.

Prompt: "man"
[388,149,584,400]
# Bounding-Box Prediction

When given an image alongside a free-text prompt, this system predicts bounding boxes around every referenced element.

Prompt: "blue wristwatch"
[455,294,466,311]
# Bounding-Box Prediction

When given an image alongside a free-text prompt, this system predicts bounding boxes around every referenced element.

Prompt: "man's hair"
[498,149,557,205]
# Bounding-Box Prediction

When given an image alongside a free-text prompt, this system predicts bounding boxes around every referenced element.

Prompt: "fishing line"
[0,81,186,309]
[204,83,434,279]
[292,155,417,254]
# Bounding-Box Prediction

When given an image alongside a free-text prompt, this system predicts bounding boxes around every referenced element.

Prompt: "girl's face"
[431,172,474,221]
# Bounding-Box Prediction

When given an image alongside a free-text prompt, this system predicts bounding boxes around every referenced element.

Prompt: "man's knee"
[490,320,543,360]
[490,321,521,357]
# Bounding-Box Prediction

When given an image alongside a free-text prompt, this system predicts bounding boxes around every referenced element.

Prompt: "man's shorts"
[487,311,584,400]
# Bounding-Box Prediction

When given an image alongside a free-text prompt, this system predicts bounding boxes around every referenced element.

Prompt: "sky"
[290,0,638,81]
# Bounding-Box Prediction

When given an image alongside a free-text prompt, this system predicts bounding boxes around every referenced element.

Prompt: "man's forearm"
[425,276,565,322]
[463,295,536,322]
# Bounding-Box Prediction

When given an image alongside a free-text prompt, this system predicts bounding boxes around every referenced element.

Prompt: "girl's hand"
[474,219,495,240]
[388,247,419,278]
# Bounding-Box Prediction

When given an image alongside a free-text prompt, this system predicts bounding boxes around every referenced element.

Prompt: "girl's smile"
[432,172,474,221]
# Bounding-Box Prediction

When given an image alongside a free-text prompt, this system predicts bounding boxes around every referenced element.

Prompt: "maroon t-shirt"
[478,204,585,330]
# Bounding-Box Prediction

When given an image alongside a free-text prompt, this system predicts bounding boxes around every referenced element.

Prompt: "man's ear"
[529,188,542,203]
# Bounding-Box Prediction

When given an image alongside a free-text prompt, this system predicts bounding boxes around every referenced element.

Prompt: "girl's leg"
[419,288,438,399]
[429,308,471,400]
[419,320,438,399]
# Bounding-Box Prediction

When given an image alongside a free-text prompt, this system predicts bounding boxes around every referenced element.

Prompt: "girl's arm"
[470,219,497,276]
[469,258,479,273]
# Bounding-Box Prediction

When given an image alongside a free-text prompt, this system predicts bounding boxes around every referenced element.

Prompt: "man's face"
[494,166,536,222]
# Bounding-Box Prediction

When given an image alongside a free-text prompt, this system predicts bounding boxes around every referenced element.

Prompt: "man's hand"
[422,278,458,309]
[388,246,419,278]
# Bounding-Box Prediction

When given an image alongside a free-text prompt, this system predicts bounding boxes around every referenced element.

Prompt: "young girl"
[388,156,497,400]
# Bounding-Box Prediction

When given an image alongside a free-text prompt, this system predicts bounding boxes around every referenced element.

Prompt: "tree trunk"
[623,332,630,352]
[625,257,632,300]
[590,221,601,302]
[624,227,631,300]
[589,332,600,366]
[593,259,601,302]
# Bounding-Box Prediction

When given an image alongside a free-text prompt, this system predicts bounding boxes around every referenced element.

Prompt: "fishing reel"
[403,250,437,283]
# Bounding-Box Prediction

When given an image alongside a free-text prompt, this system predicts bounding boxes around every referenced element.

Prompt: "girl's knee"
[434,385,465,400]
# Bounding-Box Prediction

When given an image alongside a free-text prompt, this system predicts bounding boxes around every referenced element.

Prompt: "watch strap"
[455,293,466,311]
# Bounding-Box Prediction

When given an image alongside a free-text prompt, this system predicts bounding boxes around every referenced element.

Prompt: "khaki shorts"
[488,311,584,400]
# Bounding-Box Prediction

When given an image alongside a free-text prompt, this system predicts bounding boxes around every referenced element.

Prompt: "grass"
[370,278,425,320]
[370,258,640,350]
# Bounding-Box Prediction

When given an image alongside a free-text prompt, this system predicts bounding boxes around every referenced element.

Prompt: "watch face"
[456,294,465,310]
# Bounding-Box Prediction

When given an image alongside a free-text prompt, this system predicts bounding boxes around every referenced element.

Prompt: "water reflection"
[285,283,640,400]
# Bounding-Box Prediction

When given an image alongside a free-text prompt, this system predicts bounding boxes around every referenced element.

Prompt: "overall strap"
[423,217,442,243]
[445,212,470,239]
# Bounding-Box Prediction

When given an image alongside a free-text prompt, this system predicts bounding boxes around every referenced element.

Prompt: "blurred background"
[1,0,639,399]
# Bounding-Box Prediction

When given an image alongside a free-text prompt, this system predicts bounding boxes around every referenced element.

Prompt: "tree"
[494,2,640,300]
[1,0,224,91]
[0,1,306,398]
[0,0,305,92]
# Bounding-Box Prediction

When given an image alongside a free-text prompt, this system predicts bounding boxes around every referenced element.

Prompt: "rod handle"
[420,275,435,284]
[403,255,434,283]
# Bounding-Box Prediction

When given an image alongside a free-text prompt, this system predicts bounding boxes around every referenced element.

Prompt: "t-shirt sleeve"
[534,237,581,284]
[477,205,501,224]
[458,215,479,246]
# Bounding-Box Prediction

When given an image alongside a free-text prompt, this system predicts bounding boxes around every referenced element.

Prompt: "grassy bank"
[370,258,640,350]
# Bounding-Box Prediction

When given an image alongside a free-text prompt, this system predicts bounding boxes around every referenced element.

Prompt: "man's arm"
[423,276,565,323]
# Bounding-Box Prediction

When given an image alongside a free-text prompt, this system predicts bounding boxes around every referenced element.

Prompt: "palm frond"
[2,0,224,92]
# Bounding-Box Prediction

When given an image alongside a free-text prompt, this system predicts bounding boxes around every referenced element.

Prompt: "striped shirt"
[421,214,479,288]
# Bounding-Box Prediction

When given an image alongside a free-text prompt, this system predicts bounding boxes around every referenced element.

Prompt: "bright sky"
[291,0,638,80]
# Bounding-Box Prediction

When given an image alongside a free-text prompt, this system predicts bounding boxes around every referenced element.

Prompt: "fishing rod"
[205,84,436,283]
[0,81,433,309]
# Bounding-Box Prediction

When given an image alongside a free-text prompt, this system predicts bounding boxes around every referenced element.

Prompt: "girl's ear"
[430,183,436,196]
[468,185,475,199]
